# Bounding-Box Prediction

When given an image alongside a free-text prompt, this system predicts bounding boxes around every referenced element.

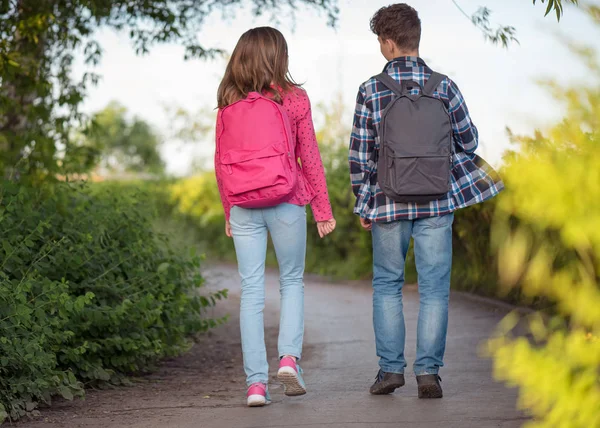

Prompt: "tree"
[85,102,164,175]
[162,103,217,174]
[0,0,338,180]
[455,0,583,48]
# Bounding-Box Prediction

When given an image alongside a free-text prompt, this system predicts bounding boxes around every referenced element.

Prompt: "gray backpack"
[374,72,453,203]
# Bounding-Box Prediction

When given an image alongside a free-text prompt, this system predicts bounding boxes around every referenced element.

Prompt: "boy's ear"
[379,37,396,59]
[384,38,396,54]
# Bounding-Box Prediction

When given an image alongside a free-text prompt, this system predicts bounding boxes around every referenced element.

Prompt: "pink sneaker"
[247,383,270,407]
[277,357,307,396]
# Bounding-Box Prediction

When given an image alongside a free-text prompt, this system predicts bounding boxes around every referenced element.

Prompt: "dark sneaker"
[369,370,405,395]
[417,374,443,399]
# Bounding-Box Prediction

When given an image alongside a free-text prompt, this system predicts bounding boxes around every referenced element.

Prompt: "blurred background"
[0,0,598,425]
[75,0,598,174]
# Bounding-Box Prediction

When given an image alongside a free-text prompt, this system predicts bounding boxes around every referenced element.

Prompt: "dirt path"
[17,265,525,428]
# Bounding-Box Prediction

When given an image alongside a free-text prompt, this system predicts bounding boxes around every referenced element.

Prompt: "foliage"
[163,104,218,173]
[452,1,518,48]
[451,202,498,293]
[454,0,579,48]
[0,179,226,423]
[0,0,338,179]
[532,0,579,21]
[450,201,552,306]
[84,102,165,175]
[169,174,235,259]
[486,31,600,427]
[303,143,373,278]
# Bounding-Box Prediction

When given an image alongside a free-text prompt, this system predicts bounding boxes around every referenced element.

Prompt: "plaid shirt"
[349,56,504,222]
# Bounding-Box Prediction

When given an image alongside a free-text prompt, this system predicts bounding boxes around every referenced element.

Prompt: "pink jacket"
[215,87,333,222]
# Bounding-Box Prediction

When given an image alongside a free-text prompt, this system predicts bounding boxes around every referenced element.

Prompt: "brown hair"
[217,27,299,108]
[370,4,421,52]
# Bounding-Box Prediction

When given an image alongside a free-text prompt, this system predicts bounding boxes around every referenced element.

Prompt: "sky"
[74,0,600,176]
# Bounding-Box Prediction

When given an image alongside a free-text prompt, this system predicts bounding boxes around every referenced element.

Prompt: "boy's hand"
[225,221,232,237]
[317,218,336,238]
[360,217,372,231]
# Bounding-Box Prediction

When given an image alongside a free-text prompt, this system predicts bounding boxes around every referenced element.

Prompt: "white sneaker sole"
[247,394,268,407]
[277,367,307,396]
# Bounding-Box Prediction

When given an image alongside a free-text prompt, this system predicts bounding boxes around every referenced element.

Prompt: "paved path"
[20,266,525,428]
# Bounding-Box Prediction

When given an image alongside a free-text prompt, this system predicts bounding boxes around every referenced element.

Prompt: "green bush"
[451,202,504,296]
[304,143,375,278]
[169,175,237,261]
[0,179,226,422]
[486,32,600,426]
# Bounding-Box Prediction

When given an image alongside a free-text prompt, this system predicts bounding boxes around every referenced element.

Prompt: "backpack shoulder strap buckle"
[375,73,422,99]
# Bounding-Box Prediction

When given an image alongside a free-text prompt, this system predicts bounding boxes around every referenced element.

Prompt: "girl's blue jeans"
[230,203,306,386]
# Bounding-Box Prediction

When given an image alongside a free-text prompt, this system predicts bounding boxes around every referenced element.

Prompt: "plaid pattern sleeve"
[349,86,376,199]
[448,80,478,154]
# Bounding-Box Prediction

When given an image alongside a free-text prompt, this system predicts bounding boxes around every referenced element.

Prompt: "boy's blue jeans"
[371,213,454,376]
[230,203,306,386]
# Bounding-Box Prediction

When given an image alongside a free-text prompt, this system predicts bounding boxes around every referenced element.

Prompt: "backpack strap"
[375,73,404,97]
[423,72,446,97]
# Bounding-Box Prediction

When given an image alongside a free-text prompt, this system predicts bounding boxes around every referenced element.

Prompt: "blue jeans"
[371,213,454,376]
[230,203,306,386]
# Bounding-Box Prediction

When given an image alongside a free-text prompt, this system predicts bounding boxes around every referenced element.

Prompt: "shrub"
[304,143,375,278]
[0,179,225,422]
[169,175,236,260]
[486,36,600,427]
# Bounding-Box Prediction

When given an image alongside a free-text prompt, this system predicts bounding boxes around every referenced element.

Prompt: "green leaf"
[58,386,74,401]
[2,240,12,255]
[545,0,554,16]
[93,367,111,381]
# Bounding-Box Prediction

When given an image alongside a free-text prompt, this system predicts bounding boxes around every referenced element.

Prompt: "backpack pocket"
[385,155,451,202]
[220,144,296,206]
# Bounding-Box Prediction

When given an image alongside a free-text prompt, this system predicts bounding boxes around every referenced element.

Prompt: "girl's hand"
[317,218,336,238]
[225,221,232,237]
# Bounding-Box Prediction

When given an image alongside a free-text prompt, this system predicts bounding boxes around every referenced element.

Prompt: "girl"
[215,27,336,407]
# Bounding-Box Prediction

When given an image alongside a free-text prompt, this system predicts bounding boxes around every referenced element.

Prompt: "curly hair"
[370,4,421,52]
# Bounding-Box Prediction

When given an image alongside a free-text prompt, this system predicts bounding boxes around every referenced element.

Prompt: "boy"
[349,3,503,398]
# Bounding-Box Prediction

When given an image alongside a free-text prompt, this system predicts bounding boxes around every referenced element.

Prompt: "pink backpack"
[217,92,298,209]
